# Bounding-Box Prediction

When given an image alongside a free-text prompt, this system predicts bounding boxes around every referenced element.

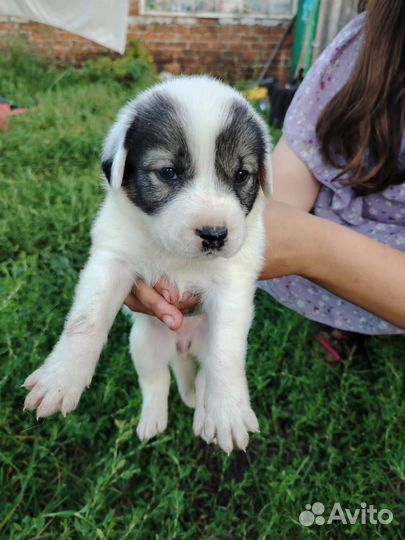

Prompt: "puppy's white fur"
[23,76,272,453]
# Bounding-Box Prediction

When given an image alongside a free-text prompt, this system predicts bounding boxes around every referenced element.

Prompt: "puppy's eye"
[235,169,250,184]
[158,167,179,181]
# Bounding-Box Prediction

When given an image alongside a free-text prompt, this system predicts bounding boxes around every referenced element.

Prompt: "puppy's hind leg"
[171,315,208,409]
[170,352,196,408]
[130,315,175,441]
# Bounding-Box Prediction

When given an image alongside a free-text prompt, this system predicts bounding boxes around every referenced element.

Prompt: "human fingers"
[128,279,184,331]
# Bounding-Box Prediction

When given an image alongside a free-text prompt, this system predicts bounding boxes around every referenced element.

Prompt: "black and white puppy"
[23,76,272,453]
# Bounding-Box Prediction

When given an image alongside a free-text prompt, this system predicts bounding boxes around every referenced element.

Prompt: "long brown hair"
[316,0,405,196]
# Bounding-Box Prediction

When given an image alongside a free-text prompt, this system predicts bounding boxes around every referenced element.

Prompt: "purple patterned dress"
[258,13,405,335]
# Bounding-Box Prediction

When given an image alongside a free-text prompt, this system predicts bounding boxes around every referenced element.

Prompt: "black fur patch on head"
[122,92,194,214]
[215,101,266,214]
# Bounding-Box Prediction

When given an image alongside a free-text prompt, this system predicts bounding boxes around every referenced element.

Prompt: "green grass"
[1,49,404,540]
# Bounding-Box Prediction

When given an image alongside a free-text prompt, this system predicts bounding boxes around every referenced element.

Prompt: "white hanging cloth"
[0,0,129,54]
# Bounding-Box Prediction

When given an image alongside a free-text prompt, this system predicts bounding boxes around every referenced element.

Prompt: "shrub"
[82,39,158,87]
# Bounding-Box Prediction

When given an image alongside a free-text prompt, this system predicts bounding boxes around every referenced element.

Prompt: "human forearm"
[261,200,405,328]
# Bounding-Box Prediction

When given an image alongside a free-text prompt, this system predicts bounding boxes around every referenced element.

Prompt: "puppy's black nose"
[196,226,228,250]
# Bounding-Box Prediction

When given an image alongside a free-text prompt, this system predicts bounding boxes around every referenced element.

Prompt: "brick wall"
[0,0,294,83]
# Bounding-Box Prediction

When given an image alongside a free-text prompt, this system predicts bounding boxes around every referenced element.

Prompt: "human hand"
[124,277,200,331]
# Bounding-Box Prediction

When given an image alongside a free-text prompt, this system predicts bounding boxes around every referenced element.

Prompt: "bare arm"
[261,200,405,328]
[271,136,321,209]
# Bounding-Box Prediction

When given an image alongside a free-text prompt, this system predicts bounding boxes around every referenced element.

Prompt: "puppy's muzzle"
[195,226,228,252]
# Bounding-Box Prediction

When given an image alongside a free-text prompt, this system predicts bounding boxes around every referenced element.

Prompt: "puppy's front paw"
[193,393,259,453]
[23,357,91,418]
[136,402,168,441]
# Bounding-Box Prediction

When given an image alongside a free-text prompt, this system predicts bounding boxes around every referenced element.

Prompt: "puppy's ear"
[103,145,127,190]
[259,152,273,198]
[252,111,273,198]
[101,158,113,182]
[102,101,135,190]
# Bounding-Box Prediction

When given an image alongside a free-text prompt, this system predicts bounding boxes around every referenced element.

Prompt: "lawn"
[0,47,404,540]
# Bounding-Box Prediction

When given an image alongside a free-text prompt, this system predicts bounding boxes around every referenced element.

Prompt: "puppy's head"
[102,75,272,259]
